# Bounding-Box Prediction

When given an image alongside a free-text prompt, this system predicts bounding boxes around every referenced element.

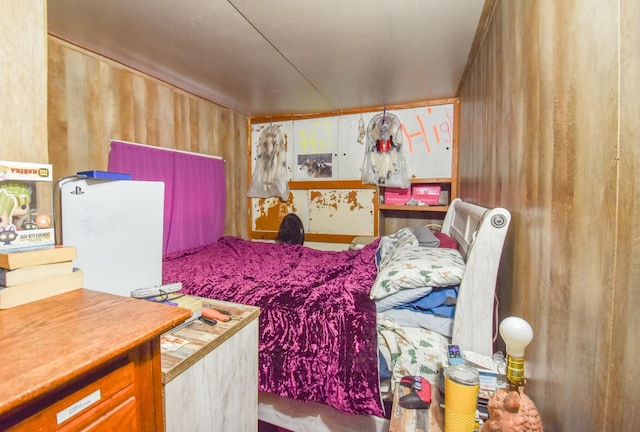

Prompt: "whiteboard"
[249,101,455,237]
[60,179,165,297]
[390,104,455,178]
[292,118,338,181]
[251,102,455,181]
[336,113,367,179]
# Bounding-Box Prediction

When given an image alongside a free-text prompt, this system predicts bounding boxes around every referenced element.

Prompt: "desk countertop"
[0,289,189,416]
[160,297,260,383]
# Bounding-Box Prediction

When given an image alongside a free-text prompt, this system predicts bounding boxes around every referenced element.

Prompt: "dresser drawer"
[10,361,136,431]
[74,394,137,431]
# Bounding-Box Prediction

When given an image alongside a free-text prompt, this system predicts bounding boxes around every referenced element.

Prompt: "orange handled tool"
[202,307,231,322]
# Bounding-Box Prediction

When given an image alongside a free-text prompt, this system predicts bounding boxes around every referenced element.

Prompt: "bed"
[162,198,511,431]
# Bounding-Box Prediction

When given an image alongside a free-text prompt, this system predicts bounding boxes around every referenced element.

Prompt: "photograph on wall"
[296,153,334,180]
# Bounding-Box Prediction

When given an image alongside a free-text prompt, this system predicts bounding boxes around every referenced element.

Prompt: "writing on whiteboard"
[297,119,334,153]
[401,105,454,154]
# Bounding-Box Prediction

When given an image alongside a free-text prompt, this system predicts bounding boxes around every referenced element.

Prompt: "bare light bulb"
[499,316,533,389]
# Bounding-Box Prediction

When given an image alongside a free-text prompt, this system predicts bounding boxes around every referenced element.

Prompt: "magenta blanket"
[162,236,384,416]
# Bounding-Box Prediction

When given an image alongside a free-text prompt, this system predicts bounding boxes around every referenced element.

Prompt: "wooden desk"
[161,298,260,431]
[0,289,189,431]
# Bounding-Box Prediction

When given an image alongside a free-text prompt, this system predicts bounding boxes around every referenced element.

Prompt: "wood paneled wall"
[459,1,638,431]
[0,0,48,163]
[47,38,248,237]
[614,0,639,429]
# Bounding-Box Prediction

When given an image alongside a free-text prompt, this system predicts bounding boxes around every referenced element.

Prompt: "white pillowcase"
[371,245,465,300]
[376,227,418,268]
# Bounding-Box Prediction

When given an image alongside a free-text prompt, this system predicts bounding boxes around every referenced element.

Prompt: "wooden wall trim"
[249,97,459,124]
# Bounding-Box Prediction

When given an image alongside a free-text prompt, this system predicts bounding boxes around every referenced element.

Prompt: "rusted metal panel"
[251,190,307,232]
[251,188,374,237]
[307,189,375,236]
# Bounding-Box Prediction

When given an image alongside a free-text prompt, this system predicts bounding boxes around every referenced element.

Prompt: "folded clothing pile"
[371,226,464,338]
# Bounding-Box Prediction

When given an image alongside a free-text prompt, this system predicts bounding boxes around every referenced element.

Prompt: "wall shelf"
[379,204,449,212]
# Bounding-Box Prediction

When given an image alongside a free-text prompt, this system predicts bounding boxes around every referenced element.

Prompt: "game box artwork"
[0,161,54,251]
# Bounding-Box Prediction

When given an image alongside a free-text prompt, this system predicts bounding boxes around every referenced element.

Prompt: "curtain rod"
[109,139,224,161]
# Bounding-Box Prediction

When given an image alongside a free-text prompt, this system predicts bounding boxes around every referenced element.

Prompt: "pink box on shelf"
[411,184,441,205]
[383,187,411,205]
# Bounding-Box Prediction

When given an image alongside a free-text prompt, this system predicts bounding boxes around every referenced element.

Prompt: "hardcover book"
[0,260,74,287]
[0,246,77,270]
[0,269,83,309]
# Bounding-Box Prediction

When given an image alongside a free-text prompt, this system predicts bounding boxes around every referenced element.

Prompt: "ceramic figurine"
[482,389,543,432]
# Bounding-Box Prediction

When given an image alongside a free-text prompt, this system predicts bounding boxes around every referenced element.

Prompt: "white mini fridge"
[60,178,165,297]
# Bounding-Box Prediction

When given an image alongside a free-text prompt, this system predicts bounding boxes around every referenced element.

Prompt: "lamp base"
[481,389,543,432]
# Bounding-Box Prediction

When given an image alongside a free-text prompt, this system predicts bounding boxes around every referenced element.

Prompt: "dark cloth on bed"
[163,236,384,417]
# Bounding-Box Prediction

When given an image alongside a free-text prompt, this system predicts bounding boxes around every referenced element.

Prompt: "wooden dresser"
[0,289,190,431]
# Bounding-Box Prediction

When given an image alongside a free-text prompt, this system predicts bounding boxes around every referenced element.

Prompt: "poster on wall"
[296,153,333,179]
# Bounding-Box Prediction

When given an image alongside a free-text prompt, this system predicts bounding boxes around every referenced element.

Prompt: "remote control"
[448,344,464,365]
[131,282,183,298]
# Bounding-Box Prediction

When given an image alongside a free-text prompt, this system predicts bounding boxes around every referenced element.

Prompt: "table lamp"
[484,317,543,432]
[499,316,533,390]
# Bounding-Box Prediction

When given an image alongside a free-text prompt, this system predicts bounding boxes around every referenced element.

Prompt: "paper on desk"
[160,334,190,352]
[463,350,500,373]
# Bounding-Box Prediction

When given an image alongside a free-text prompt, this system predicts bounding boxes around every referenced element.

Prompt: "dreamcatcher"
[361,110,410,188]
[247,124,289,201]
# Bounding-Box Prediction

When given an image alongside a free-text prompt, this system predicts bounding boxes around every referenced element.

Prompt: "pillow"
[370,246,465,300]
[376,227,419,267]
[411,226,440,248]
[375,286,434,312]
[434,231,458,249]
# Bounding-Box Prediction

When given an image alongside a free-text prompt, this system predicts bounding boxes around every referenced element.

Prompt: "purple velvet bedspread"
[162,236,384,417]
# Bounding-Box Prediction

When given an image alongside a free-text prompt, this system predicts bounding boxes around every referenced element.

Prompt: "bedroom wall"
[47,37,249,238]
[458,1,638,431]
[0,0,48,163]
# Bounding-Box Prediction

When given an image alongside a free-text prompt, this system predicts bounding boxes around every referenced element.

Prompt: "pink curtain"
[108,141,226,256]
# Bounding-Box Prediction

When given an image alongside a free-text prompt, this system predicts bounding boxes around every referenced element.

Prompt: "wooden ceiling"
[47,0,487,117]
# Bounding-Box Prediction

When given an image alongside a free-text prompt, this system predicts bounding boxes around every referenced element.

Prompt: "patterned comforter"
[162,236,384,416]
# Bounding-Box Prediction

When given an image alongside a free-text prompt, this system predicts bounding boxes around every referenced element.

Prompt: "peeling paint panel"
[251,190,308,231]
[307,189,375,236]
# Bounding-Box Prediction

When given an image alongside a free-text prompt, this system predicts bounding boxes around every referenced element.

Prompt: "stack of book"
[0,246,83,309]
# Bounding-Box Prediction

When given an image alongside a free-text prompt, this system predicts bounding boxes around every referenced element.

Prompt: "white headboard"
[441,198,511,356]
